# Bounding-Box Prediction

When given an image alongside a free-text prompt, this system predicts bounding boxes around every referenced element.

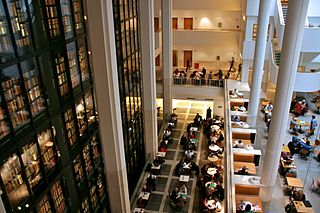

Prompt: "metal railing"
[172,77,224,88]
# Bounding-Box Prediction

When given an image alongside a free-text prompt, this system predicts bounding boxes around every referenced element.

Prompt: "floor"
[133,100,214,213]
[134,97,320,213]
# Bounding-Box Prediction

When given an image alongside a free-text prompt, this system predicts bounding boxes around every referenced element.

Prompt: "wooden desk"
[293,201,314,213]
[287,177,304,189]
[282,146,290,153]
[234,162,256,175]
[235,194,263,212]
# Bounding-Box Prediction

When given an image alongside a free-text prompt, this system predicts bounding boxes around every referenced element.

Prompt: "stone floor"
[133,99,320,213]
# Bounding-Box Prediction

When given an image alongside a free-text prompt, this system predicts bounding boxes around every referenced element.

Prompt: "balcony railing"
[172,77,224,88]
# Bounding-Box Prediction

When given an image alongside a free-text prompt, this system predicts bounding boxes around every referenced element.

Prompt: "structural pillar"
[260,0,310,201]
[0,192,6,213]
[86,1,130,212]
[241,60,250,82]
[139,0,158,160]
[162,0,173,120]
[248,0,273,125]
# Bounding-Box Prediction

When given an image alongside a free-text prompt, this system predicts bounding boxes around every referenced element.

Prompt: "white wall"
[173,0,241,11]
[294,72,320,92]
[172,10,241,30]
[307,0,320,17]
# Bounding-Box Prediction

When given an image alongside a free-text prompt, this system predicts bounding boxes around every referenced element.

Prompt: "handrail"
[224,80,236,213]
[172,77,224,88]
[276,0,285,25]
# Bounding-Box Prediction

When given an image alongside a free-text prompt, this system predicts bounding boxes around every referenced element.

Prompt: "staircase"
[274,51,281,66]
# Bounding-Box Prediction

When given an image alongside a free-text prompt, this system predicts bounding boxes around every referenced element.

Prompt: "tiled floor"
[133,100,214,213]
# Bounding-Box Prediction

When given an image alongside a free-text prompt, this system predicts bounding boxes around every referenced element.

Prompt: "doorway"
[172,18,178,30]
[183,51,192,68]
[173,50,178,67]
[154,17,159,32]
[184,18,193,30]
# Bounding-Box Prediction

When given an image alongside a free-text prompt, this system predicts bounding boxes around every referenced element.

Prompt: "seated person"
[237,166,249,175]
[193,113,203,126]
[146,174,156,191]
[231,115,241,122]
[245,144,254,150]
[264,103,273,111]
[233,139,245,148]
[291,190,306,201]
[179,184,188,199]
[180,134,188,145]
[185,149,195,159]
[281,152,294,164]
[238,105,246,112]
[153,156,165,165]
[289,118,299,134]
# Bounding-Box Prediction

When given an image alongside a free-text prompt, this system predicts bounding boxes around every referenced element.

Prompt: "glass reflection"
[6,0,33,55]
[64,108,77,146]
[1,65,30,128]
[67,42,80,88]
[0,2,14,63]
[60,0,73,39]
[38,128,57,173]
[21,59,46,117]
[73,155,84,182]
[0,154,30,209]
[75,98,86,137]
[21,142,42,192]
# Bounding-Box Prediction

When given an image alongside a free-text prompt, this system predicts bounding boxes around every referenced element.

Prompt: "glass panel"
[1,65,30,128]
[21,142,42,192]
[6,0,33,55]
[84,91,95,126]
[0,154,30,209]
[0,2,14,63]
[50,180,66,213]
[21,59,46,117]
[54,53,69,96]
[82,144,92,174]
[81,198,89,213]
[90,185,98,209]
[67,42,80,88]
[60,0,74,39]
[73,155,83,182]
[75,97,86,137]
[72,0,83,34]
[0,96,10,138]
[44,0,60,38]
[97,173,105,199]
[90,134,100,165]
[64,108,77,146]
[77,41,89,82]
[37,128,57,173]
[37,194,52,213]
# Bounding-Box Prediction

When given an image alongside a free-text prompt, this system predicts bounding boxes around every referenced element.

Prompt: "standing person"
[206,107,212,119]
[186,59,191,71]
[310,115,318,136]
[202,67,206,77]
[218,69,223,79]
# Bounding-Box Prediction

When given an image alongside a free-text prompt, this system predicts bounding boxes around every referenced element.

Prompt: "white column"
[162,0,172,119]
[241,59,250,82]
[248,0,273,125]
[268,18,274,42]
[86,1,130,212]
[262,65,269,94]
[0,191,6,213]
[139,0,158,160]
[244,17,255,41]
[260,0,310,201]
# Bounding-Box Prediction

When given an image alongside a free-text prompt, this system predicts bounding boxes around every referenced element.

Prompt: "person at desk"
[231,115,241,122]
[264,102,273,111]
[233,139,245,148]
[299,140,314,158]
[180,134,188,146]
[194,113,203,127]
[281,152,294,164]
[289,117,299,134]
[185,149,195,159]
[238,105,246,112]
[291,190,306,201]
[153,156,165,165]
[237,166,250,175]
